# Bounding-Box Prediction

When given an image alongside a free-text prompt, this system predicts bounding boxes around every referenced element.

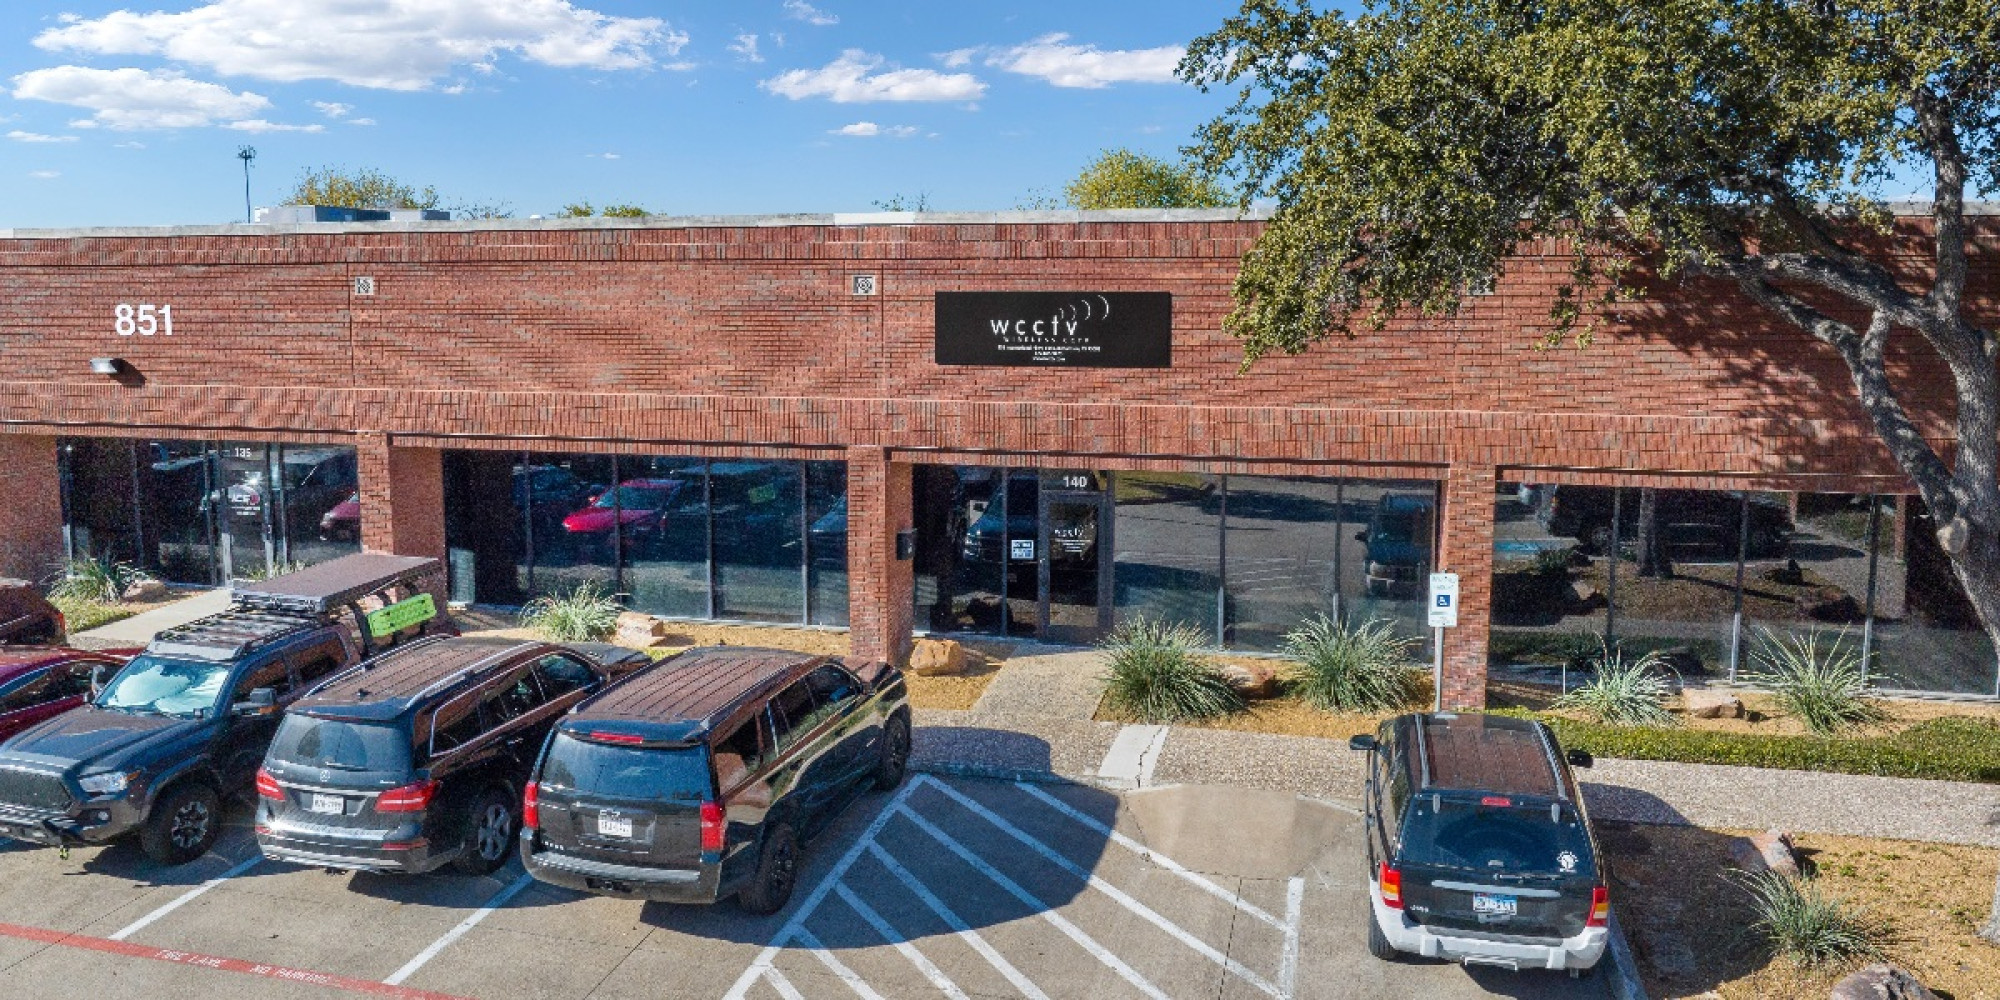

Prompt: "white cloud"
[763,50,984,102]
[986,33,1183,88]
[6,130,77,143]
[32,0,686,91]
[347,117,376,126]
[587,151,620,158]
[782,0,837,26]
[729,33,762,63]
[28,170,60,180]
[937,47,976,69]
[114,140,146,149]
[224,118,324,132]
[11,66,271,129]
[830,121,915,137]
[312,100,352,118]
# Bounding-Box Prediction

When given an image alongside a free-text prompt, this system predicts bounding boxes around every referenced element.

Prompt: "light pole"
[237,146,257,223]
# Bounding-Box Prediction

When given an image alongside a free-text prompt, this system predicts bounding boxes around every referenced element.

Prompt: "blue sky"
[0,1,1246,228]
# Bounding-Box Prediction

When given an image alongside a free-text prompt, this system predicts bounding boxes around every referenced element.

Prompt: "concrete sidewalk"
[67,587,230,650]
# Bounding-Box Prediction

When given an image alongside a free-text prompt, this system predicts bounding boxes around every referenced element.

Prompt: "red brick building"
[2,208,1991,702]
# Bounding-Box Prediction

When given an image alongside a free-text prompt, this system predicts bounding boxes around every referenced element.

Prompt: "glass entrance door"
[1040,481,1111,645]
[217,442,274,580]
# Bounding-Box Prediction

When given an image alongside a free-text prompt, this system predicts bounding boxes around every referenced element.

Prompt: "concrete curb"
[1604,912,1650,1000]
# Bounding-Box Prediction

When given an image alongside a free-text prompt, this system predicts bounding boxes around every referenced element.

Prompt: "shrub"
[1283,616,1422,713]
[1745,627,1885,737]
[1531,546,1575,576]
[1551,644,1676,726]
[1099,619,1243,723]
[49,595,137,633]
[1509,712,2000,783]
[1730,868,1880,968]
[47,554,153,604]
[520,581,623,642]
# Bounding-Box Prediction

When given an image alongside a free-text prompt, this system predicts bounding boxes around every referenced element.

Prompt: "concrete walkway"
[68,587,230,650]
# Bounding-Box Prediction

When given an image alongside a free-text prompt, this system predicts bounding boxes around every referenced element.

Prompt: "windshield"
[1399,795,1596,879]
[96,655,232,717]
[1371,512,1421,544]
[592,485,679,511]
[542,733,711,801]
[269,715,410,773]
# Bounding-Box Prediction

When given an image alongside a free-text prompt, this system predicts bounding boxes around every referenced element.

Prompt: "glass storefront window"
[136,440,218,584]
[1223,476,1347,651]
[1489,481,1609,679]
[806,461,849,626]
[275,445,360,568]
[621,455,709,620]
[443,450,528,606]
[1872,496,1998,694]
[1342,480,1437,651]
[712,462,805,622]
[1606,487,1748,679]
[60,438,144,568]
[528,453,619,597]
[1112,472,1220,636]
[1740,492,1872,679]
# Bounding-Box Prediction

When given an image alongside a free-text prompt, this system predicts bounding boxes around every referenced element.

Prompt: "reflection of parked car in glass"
[202,449,358,536]
[808,495,847,563]
[961,472,1097,584]
[320,492,361,542]
[330,465,598,543]
[1535,486,1790,558]
[708,463,802,560]
[1359,494,1435,597]
[560,478,702,554]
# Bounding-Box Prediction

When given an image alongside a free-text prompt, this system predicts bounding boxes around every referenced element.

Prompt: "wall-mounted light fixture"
[89,357,126,376]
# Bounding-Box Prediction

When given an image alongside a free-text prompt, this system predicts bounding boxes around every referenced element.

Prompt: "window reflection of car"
[1359,494,1435,597]
[560,478,700,554]
[319,492,361,542]
[708,463,803,561]
[202,449,358,531]
[808,495,847,564]
[1536,486,1791,558]
[961,472,1097,583]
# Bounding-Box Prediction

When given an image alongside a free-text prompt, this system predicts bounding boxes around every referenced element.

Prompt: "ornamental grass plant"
[1281,615,1422,713]
[1551,643,1677,727]
[47,553,153,604]
[520,581,623,642]
[1730,868,1882,968]
[1099,618,1243,724]
[1745,627,1886,737]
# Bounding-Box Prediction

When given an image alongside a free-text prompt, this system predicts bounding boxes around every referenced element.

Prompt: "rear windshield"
[541,733,711,802]
[270,714,411,774]
[1398,794,1596,879]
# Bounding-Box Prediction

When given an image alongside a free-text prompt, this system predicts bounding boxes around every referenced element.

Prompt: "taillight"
[375,779,439,812]
[589,731,644,745]
[1378,862,1403,909]
[700,800,725,853]
[522,782,540,831]
[255,767,283,801]
[54,611,67,636]
[1587,885,1610,927]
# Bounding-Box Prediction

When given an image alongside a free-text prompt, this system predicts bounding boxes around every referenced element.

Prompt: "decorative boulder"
[1683,687,1744,719]
[122,578,169,602]
[1218,662,1279,700]
[1830,964,1940,1000]
[1728,828,1801,878]
[615,612,675,646]
[908,638,968,677]
[1568,580,1605,611]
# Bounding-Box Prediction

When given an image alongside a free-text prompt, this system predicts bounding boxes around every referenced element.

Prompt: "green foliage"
[600,203,647,218]
[239,560,308,583]
[48,554,152,604]
[1063,148,1230,210]
[1507,712,2000,783]
[1730,868,1881,968]
[1744,627,1886,737]
[871,192,932,212]
[1282,616,1421,712]
[1099,619,1243,723]
[1552,645,1677,726]
[49,596,135,633]
[1530,546,1575,577]
[557,201,648,218]
[557,202,595,218]
[520,581,623,642]
[287,166,440,210]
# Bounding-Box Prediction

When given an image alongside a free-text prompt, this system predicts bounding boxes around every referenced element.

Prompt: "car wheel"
[873,715,911,791]
[453,789,516,876]
[141,783,221,866]
[1365,896,1398,962]
[738,823,799,916]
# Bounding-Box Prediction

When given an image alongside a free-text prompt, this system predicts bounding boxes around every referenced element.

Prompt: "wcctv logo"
[984,295,1113,343]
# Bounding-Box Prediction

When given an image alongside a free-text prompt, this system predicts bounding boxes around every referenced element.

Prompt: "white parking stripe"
[723,778,925,1000]
[764,967,807,1000]
[922,777,1283,998]
[110,854,262,942]
[793,927,887,1000]
[866,843,1051,1000]
[894,805,1170,1000]
[382,872,533,986]
[1017,781,1287,931]
[835,883,969,1000]
[1279,876,1305,999]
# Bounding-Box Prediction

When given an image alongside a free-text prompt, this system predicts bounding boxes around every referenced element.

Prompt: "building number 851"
[114,303,173,336]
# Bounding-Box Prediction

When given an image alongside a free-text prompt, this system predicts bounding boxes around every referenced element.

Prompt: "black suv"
[1349,713,1609,974]
[255,637,647,875]
[520,647,910,914]
[0,554,454,864]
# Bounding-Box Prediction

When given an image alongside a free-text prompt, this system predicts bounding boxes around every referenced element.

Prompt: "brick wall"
[0,435,63,581]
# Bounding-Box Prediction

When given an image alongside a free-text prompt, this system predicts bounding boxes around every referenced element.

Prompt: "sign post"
[1427,572,1460,712]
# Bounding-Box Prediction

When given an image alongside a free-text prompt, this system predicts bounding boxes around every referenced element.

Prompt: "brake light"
[1587,885,1610,927]
[700,800,725,853]
[54,611,67,636]
[522,781,540,831]
[255,766,283,800]
[589,731,645,745]
[1479,795,1512,807]
[1378,861,1403,909]
[375,779,439,812]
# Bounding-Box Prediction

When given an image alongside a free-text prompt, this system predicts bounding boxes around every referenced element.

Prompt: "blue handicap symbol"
[1435,595,1451,607]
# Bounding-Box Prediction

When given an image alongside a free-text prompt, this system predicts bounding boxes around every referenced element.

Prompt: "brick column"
[355,432,446,561]
[847,445,914,668]
[1437,461,1497,709]
[0,434,64,581]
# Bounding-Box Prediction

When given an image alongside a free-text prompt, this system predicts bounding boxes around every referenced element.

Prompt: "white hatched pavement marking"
[835,883,969,1000]
[764,967,806,1000]
[1015,780,1287,931]
[866,842,1051,1000]
[793,927,887,1000]
[383,872,534,986]
[110,854,263,942]
[921,776,1283,998]
[722,777,924,1000]
[1279,876,1305,999]
[894,805,1170,1000]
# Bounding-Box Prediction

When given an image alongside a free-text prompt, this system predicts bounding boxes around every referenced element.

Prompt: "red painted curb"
[0,921,473,1000]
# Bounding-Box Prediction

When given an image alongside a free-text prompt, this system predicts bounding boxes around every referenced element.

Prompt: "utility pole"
[237,146,257,223]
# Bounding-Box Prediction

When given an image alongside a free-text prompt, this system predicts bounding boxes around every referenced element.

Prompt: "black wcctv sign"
[934,291,1172,368]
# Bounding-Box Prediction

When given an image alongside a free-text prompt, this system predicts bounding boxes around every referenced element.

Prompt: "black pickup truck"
[0,553,455,864]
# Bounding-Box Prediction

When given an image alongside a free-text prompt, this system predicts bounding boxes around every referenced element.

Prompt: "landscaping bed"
[1600,822,2000,999]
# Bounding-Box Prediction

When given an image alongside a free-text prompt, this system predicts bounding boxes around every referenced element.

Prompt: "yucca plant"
[1283,616,1422,713]
[1745,627,1885,737]
[1099,618,1243,723]
[520,581,623,642]
[47,553,153,604]
[1552,643,1677,726]
[1730,868,1881,968]
[239,560,308,582]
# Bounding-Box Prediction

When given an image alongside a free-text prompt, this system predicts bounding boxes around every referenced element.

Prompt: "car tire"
[140,782,221,866]
[738,823,799,916]
[873,715,911,791]
[1365,900,1398,962]
[453,789,517,876]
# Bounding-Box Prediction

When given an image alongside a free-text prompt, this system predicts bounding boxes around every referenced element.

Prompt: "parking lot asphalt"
[0,775,1607,1000]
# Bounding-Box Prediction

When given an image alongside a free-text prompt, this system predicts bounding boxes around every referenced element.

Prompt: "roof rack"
[149,606,323,662]
[229,553,442,616]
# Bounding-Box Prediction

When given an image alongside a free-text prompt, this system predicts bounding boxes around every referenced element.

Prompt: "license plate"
[308,793,344,815]
[597,814,633,838]
[1472,893,1518,917]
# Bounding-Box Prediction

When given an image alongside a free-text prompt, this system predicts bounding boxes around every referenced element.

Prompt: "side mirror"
[1566,748,1594,769]
[1348,734,1377,752]
[232,687,278,717]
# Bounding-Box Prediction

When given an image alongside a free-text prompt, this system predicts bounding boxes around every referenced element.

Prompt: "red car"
[0,648,130,744]
[320,492,360,542]
[561,478,698,548]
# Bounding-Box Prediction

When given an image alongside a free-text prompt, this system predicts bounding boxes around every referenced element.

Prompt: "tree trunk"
[1952,527,2000,943]
[1635,488,1672,579]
